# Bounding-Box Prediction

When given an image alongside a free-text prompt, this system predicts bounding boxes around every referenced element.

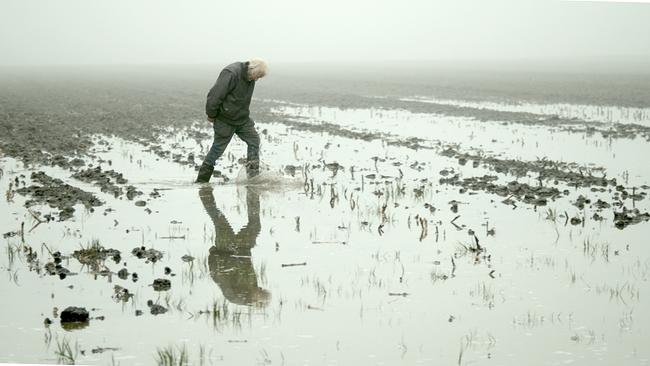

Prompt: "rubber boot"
[196,163,214,183]
[246,160,260,179]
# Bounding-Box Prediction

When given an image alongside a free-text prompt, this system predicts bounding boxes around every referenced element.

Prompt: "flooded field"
[1,67,650,365]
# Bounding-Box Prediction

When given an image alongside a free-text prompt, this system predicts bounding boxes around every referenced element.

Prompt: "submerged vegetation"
[155,344,189,366]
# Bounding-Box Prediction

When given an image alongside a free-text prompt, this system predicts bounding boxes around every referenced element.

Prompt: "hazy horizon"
[2,0,650,70]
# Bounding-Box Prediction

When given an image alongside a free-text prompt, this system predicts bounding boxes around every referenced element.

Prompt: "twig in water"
[28,209,45,224]
[450,215,462,231]
[41,243,54,256]
[451,256,456,277]
[472,235,483,252]
[281,262,306,268]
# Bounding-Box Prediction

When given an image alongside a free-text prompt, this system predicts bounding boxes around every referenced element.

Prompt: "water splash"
[232,163,303,190]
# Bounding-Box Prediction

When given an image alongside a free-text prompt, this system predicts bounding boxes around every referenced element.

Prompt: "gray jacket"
[205,61,256,125]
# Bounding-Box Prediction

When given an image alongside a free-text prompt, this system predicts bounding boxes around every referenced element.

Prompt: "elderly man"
[196,58,268,183]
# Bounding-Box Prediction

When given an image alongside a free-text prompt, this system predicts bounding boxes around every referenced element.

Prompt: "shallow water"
[1,98,650,365]
[400,96,650,126]
[272,103,650,184]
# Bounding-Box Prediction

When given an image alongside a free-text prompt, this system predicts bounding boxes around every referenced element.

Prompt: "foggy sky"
[1,0,650,66]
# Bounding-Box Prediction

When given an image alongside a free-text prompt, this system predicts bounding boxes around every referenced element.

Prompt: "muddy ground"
[1,65,650,365]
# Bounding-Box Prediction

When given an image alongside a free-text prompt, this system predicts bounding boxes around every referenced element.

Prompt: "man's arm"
[206,69,236,121]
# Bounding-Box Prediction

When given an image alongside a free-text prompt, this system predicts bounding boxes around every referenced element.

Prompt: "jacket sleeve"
[206,69,236,118]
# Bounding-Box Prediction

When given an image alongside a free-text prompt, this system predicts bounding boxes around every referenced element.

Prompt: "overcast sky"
[1,0,649,66]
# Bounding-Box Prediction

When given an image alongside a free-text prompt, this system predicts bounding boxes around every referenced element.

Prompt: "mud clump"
[44,262,72,280]
[147,300,168,315]
[570,217,583,225]
[60,306,89,323]
[181,255,195,263]
[172,152,196,166]
[72,166,130,197]
[574,196,613,211]
[573,195,591,209]
[91,347,120,354]
[615,185,648,202]
[15,171,103,221]
[51,155,86,169]
[145,144,171,160]
[441,148,618,190]
[126,185,143,200]
[152,278,171,291]
[112,285,133,303]
[132,246,163,263]
[44,251,72,279]
[614,208,650,230]
[594,199,611,209]
[117,268,129,280]
[439,174,560,206]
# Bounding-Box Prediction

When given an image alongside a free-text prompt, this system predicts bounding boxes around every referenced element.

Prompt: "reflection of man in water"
[199,186,270,306]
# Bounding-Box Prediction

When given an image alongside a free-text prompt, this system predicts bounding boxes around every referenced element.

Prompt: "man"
[196,58,268,183]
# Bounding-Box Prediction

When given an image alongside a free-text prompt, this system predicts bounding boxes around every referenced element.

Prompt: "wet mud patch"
[60,306,89,323]
[44,251,73,280]
[614,207,650,229]
[131,246,163,263]
[439,148,616,188]
[147,300,168,315]
[71,166,141,199]
[15,171,103,220]
[438,174,561,207]
[152,278,171,291]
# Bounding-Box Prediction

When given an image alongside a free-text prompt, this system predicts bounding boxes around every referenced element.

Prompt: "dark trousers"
[203,118,260,168]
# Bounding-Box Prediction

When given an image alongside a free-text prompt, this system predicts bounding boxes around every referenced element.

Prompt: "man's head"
[247,58,268,81]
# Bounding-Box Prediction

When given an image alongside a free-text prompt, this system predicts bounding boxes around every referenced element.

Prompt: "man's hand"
[207,116,215,123]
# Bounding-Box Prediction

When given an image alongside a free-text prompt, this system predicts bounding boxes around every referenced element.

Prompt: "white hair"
[247,58,268,80]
